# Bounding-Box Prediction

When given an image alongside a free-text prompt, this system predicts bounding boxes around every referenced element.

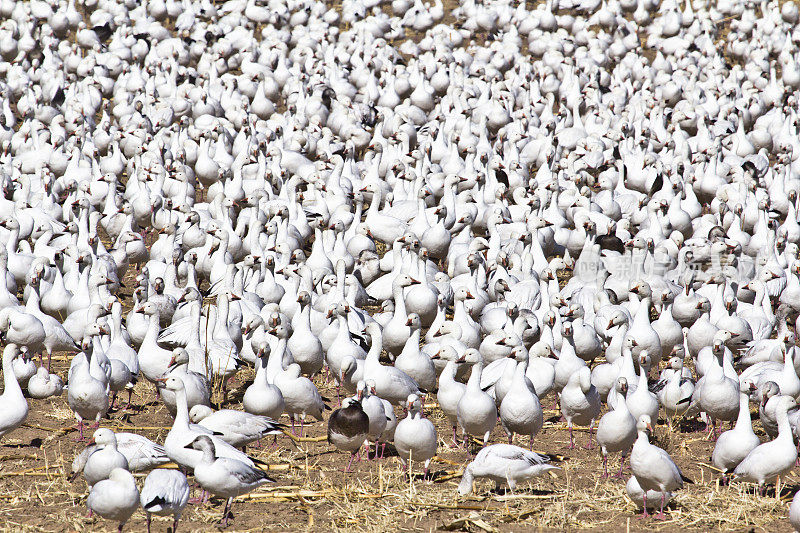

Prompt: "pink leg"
[344,453,356,472]
[567,426,575,449]
[638,494,649,519]
[601,455,608,478]
[583,425,595,450]
[74,421,85,441]
[613,455,627,479]
[654,493,666,519]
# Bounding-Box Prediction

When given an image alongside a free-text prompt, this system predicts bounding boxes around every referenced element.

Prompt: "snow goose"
[791,491,800,531]
[243,343,285,420]
[0,308,45,360]
[694,339,740,437]
[394,313,437,391]
[140,469,190,533]
[355,381,388,458]
[437,356,466,446]
[189,405,283,448]
[499,361,543,448]
[363,322,420,404]
[26,365,63,399]
[625,281,662,364]
[625,352,660,425]
[67,337,109,439]
[160,376,259,469]
[383,274,422,355]
[86,468,140,532]
[457,361,497,446]
[597,378,637,478]
[73,428,129,488]
[188,435,273,526]
[0,344,28,438]
[712,382,761,476]
[394,394,438,476]
[458,444,560,495]
[24,275,80,368]
[160,348,210,416]
[658,358,695,418]
[136,301,173,382]
[560,366,601,449]
[287,291,323,376]
[273,363,327,436]
[327,397,370,472]
[630,415,693,519]
[626,475,672,514]
[732,396,798,494]
[71,433,169,473]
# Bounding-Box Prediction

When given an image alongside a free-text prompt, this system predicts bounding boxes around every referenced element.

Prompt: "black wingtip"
[681,473,694,484]
[324,403,332,411]
[144,496,168,510]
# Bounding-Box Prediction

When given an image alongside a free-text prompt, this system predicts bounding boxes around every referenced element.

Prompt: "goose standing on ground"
[457,361,497,446]
[560,366,601,449]
[732,396,799,494]
[458,444,560,495]
[630,415,693,519]
[188,435,274,526]
[790,491,800,531]
[597,378,636,478]
[437,355,466,446]
[355,380,387,458]
[626,476,672,513]
[394,393,438,477]
[86,468,140,532]
[160,376,258,469]
[328,398,369,471]
[499,361,543,448]
[0,344,28,438]
[140,469,190,533]
[711,382,761,476]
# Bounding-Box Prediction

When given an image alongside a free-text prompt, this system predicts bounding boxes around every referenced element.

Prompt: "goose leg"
[654,492,666,520]
[638,494,649,519]
[567,425,575,449]
[173,515,180,533]
[583,422,595,450]
[601,454,608,478]
[613,454,627,479]
[344,452,357,472]
[146,513,151,533]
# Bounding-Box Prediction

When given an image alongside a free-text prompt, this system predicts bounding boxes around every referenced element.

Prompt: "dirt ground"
[1,356,798,533]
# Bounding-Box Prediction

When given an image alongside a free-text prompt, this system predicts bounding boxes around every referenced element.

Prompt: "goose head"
[90,428,118,448]
[636,414,654,434]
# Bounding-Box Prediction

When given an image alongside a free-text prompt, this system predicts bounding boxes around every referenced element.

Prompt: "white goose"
[0,344,28,438]
[458,444,560,495]
[630,414,692,519]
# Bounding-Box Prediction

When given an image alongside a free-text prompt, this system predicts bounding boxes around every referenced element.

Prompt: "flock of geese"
[2,0,800,528]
